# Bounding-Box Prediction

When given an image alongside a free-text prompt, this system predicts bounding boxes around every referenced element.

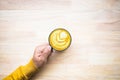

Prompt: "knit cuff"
[21,59,38,79]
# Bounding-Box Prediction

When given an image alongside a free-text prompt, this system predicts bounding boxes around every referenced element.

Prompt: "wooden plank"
[0,0,120,80]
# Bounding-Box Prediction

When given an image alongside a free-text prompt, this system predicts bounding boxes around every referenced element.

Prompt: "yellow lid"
[49,28,72,51]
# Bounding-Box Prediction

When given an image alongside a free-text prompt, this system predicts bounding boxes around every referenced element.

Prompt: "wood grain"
[0,0,120,80]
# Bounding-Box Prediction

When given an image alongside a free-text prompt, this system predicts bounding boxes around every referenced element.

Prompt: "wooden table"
[0,0,120,80]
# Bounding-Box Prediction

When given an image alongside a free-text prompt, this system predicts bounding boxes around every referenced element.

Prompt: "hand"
[32,44,52,68]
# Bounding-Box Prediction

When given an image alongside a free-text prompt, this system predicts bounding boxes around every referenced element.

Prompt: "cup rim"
[48,28,72,51]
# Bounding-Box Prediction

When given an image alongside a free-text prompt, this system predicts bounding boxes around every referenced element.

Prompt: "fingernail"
[47,46,51,51]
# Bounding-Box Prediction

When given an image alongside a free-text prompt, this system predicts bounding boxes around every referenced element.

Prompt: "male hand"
[32,44,52,68]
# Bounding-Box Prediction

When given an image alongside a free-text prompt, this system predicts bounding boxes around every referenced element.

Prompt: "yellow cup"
[49,28,72,51]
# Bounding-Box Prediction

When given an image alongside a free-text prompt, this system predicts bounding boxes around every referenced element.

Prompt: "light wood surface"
[0,0,120,80]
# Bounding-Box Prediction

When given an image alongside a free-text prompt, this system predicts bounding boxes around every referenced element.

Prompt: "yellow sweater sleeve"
[3,59,38,80]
